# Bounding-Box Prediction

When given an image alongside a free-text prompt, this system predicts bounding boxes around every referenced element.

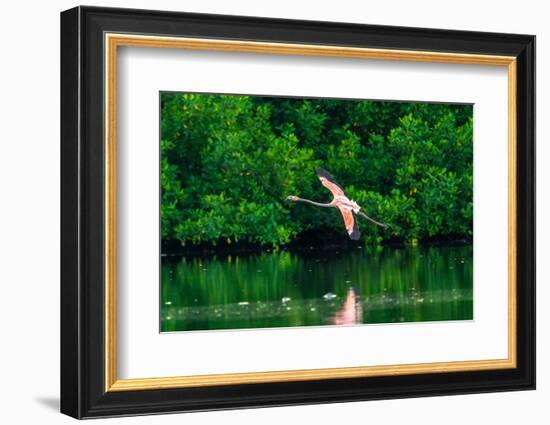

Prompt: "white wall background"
[0,0,545,423]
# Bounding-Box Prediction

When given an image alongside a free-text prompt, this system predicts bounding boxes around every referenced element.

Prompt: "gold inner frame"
[104,33,517,392]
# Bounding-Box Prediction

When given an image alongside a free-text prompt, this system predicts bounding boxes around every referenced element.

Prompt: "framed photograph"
[60,6,535,419]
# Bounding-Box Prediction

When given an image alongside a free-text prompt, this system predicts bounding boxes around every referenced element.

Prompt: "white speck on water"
[257,270,262,273]
[323,292,337,301]
[164,301,172,305]
[166,316,172,320]
[310,307,316,312]
[345,280,352,284]
[286,306,292,311]
[238,301,249,306]
[281,297,291,303]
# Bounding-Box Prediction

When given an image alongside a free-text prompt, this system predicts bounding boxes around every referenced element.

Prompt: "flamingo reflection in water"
[331,287,363,325]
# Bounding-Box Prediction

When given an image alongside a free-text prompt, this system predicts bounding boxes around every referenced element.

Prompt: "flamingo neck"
[294,197,332,208]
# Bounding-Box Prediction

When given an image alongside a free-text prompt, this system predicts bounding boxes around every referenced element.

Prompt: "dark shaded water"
[160,245,473,332]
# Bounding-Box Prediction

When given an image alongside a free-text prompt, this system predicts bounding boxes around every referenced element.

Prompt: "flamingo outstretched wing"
[337,205,360,240]
[316,168,345,198]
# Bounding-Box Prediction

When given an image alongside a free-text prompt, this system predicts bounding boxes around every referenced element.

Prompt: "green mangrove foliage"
[161,93,473,247]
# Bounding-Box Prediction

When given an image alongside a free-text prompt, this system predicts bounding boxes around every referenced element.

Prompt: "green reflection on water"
[160,245,473,332]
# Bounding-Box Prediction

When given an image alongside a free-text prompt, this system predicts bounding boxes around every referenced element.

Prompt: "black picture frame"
[61,5,535,419]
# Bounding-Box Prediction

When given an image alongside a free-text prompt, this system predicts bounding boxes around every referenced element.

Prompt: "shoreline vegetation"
[161,233,472,257]
[161,93,473,251]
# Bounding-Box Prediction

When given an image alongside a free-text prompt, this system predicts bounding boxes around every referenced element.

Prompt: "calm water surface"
[160,246,473,332]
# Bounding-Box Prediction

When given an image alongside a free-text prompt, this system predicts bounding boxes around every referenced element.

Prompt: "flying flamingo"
[287,168,387,240]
